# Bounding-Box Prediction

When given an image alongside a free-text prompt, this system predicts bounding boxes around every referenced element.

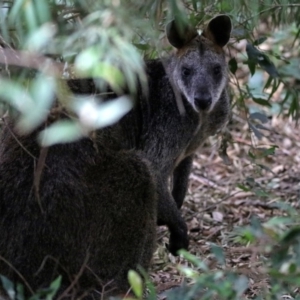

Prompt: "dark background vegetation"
[1,0,300,299]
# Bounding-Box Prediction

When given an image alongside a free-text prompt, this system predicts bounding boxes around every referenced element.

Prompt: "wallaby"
[0,122,157,298]
[0,13,231,299]
[67,15,232,255]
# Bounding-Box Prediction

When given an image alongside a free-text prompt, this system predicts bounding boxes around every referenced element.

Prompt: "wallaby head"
[166,15,232,113]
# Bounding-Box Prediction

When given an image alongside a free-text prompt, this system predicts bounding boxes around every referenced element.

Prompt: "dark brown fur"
[0,123,157,298]
[0,17,232,299]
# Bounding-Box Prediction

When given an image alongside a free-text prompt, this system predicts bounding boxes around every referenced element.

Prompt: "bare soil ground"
[151,111,300,298]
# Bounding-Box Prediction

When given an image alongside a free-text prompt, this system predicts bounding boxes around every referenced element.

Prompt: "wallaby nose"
[194,93,212,110]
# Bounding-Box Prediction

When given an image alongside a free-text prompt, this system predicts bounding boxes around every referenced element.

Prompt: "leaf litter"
[151,111,300,298]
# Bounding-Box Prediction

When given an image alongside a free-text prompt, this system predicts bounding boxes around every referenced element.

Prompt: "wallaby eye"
[181,66,192,77]
[213,65,221,75]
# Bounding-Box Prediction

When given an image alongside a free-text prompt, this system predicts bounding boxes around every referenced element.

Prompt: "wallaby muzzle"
[194,89,212,111]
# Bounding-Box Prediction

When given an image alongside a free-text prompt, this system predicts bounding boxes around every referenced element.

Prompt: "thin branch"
[198,191,244,213]
[57,252,90,300]
[2,118,37,161]
[0,255,34,295]
[34,147,49,214]
[0,47,64,76]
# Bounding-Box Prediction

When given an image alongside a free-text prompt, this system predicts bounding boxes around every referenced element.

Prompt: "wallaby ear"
[202,15,232,47]
[166,20,198,49]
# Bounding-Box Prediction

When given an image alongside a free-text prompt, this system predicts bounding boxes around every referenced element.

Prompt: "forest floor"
[151,110,300,299]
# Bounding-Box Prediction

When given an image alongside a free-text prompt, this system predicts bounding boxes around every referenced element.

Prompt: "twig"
[191,173,227,193]
[85,266,117,299]
[33,147,49,213]
[0,47,64,76]
[0,256,34,295]
[2,118,37,161]
[198,191,243,213]
[57,252,90,300]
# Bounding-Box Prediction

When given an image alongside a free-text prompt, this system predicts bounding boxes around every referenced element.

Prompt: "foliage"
[1,0,300,299]
[0,0,300,144]
[166,212,300,300]
[1,275,62,300]
[136,209,300,300]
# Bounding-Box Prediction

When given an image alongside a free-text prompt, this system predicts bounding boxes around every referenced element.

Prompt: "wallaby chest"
[138,60,200,172]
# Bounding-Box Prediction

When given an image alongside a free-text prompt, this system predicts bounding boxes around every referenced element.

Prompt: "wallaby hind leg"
[156,175,189,256]
[85,150,157,297]
[172,155,194,209]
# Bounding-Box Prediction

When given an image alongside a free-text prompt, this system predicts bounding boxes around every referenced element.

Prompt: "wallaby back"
[0,123,157,298]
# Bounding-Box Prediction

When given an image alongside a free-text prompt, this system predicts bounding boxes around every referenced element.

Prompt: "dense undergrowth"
[0,0,300,299]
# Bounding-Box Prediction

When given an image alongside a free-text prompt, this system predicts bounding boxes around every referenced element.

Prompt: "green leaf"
[73,96,133,129]
[177,266,199,278]
[260,146,277,157]
[258,55,279,78]
[237,184,250,192]
[30,276,62,300]
[16,283,25,300]
[0,275,15,300]
[0,79,33,113]
[246,177,256,186]
[288,94,300,119]
[250,216,263,233]
[210,243,225,265]
[233,275,249,296]
[8,0,26,24]
[254,189,269,197]
[229,57,238,75]
[0,75,55,134]
[38,120,85,146]
[248,150,256,159]
[24,0,38,32]
[255,124,274,132]
[246,43,279,77]
[272,202,297,215]
[250,112,269,123]
[264,76,274,90]
[248,122,264,140]
[46,276,62,300]
[279,58,300,80]
[254,37,267,45]
[17,74,56,133]
[128,270,143,299]
[75,48,125,92]
[246,43,261,61]
[133,43,149,51]
[252,97,272,107]
[265,217,293,227]
[178,249,209,271]
[237,228,256,243]
[191,0,197,11]
[281,227,300,244]
[257,164,275,175]
[247,60,256,77]
[25,23,57,52]
[137,267,156,300]
[35,0,51,24]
